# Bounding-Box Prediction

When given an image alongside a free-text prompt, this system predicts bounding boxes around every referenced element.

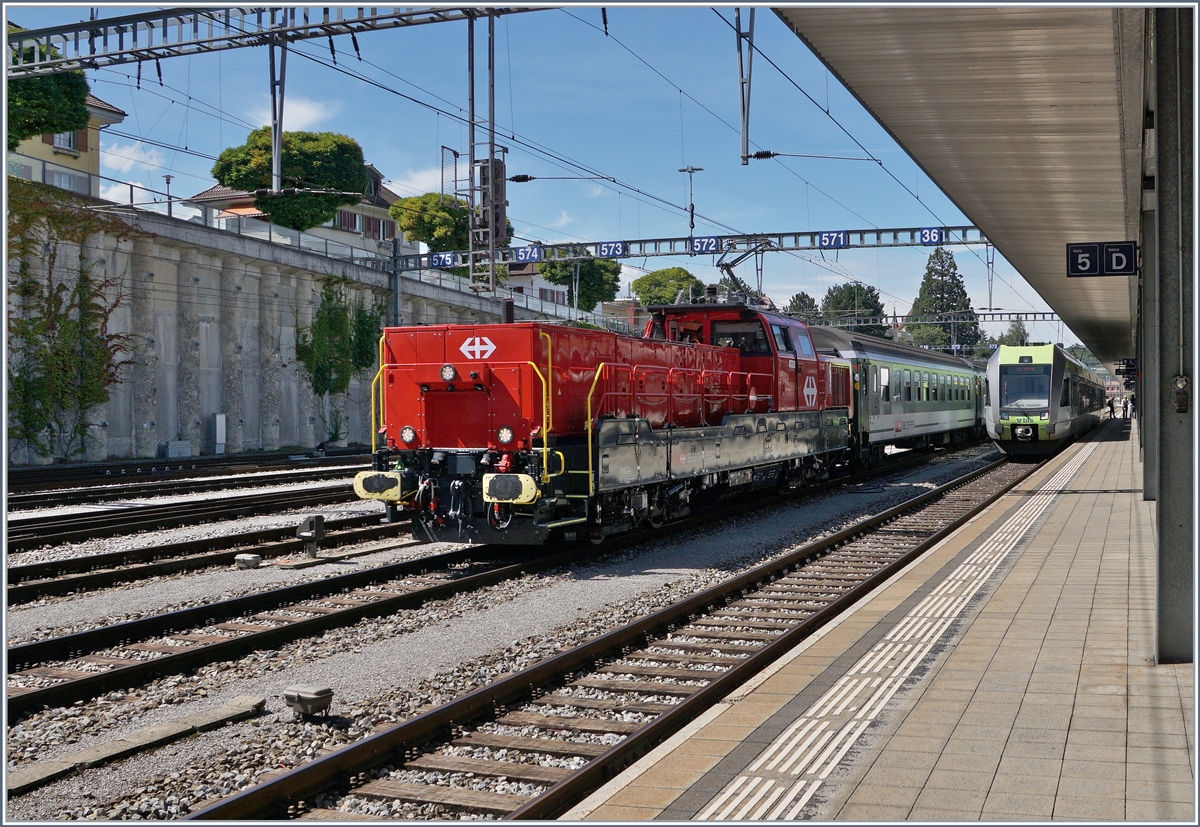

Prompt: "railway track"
[6,484,360,552]
[184,456,1036,821]
[6,515,411,604]
[7,464,366,510]
[6,543,575,718]
[6,451,370,493]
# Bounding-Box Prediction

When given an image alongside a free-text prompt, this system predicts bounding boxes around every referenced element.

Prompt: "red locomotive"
[355,299,852,544]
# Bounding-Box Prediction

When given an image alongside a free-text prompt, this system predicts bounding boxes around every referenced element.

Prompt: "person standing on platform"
[1123,397,1129,419]
[1108,397,1116,419]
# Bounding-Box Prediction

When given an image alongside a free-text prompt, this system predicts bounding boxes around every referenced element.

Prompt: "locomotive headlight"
[440,364,457,382]
[497,426,515,445]
[400,425,417,444]
[1040,412,1049,420]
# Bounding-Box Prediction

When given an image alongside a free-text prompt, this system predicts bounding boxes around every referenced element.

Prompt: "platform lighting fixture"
[747,150,879,163]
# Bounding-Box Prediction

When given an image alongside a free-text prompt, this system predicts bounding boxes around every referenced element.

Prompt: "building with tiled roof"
[184,162,413,260]
[8,91,126,198]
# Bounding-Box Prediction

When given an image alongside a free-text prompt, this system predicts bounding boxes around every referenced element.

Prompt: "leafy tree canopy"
[537,258,621,313]
[786,291,819,319]
[211,127,366,231]
[631,267,705,306]
[820,282,887,337]
[995,319,1030,347]
[7,27,90,151]
[389,191,513,281]
[907,247,982,352]
[390,192,471,252]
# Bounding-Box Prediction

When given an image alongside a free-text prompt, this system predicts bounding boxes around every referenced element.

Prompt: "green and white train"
[985,344,1105,456]
[808,326,986,466]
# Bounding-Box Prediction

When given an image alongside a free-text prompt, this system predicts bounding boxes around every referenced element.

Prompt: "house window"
[53,131,77,150]
[51,171,80,192]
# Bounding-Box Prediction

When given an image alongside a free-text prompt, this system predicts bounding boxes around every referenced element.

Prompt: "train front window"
[712,321,771,355]
[999,364,1051,409]
[770,324,793,353]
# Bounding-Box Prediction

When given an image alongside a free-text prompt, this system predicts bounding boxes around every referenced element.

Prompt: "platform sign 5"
[920,227,943,245]
[429,252,456,268]
[690,236,720,255]
[596,241,625,258]
[818,230,848,249]
[1067,241,1137,276]
[513,244,542,263]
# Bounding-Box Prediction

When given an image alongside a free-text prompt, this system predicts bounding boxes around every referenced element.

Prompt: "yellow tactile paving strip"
[567,420,1194,821]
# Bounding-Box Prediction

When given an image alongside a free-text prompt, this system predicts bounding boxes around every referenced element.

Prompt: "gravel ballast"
[5,446,1000,820]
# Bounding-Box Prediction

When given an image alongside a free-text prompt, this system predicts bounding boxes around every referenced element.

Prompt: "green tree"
[7,178,134,460]
[537,258,621,313]
[211,127,366,231]
[718,271,765,303]
[390,192,471,252]
[786,291,820,319]
[389,192,512,281]
[7,26,91,150]
[995,319,1029,346]
[907,247,982,352]
[820,282,887,337]
[631,266,704,306]
[295,280,384,442]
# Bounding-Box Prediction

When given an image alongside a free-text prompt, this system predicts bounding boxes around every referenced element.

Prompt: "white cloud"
[585,184,608,199]
[550,210,573,228]
[385,168,443,198]
[101,140,165,174]
[246,97,341,131]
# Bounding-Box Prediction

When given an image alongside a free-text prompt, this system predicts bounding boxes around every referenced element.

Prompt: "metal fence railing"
[7,151,629,331]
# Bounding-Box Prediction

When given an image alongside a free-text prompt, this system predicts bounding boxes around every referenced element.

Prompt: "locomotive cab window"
[712,321,771,356]
[880,367,890,401]
[999,363,1051,410]
[770,324,794,354]
[792,328,816,358]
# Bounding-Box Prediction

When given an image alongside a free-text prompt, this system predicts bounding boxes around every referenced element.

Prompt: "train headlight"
[497,426,515,445]
[440,364,457,382]
[1040,412,1050,420]
[1000,412,1009,421]
[400,425,417,444]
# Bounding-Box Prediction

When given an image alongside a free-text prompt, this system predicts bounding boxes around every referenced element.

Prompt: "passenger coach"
[808,326,985,466]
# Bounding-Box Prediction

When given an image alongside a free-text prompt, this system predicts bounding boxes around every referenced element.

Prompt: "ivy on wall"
[7,177,136,460]
[296,278,385,443]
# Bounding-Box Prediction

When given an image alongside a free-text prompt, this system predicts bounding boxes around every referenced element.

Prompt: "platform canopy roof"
[776,7,1146,368]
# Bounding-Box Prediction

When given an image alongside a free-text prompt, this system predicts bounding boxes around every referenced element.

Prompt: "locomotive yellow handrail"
[540,330,553,439]
[526,360,551,483]
[586,362,608,496]
[370,334,387,453]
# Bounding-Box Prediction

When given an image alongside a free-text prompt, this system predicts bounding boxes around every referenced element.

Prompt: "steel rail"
[6,486,358,551]
[185,456,1034,820]
[8,465,364,509]
[8,544,593,719]
[6,516,412,604]
[7,451,369,492]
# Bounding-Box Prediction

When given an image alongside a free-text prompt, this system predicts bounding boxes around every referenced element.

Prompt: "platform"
[567,418,1195,821]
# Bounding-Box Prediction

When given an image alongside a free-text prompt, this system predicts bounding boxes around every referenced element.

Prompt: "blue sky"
[10,5,1074,344]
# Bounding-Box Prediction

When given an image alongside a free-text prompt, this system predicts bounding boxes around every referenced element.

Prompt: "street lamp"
[162,174,173,218]
[678,166,703,238]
